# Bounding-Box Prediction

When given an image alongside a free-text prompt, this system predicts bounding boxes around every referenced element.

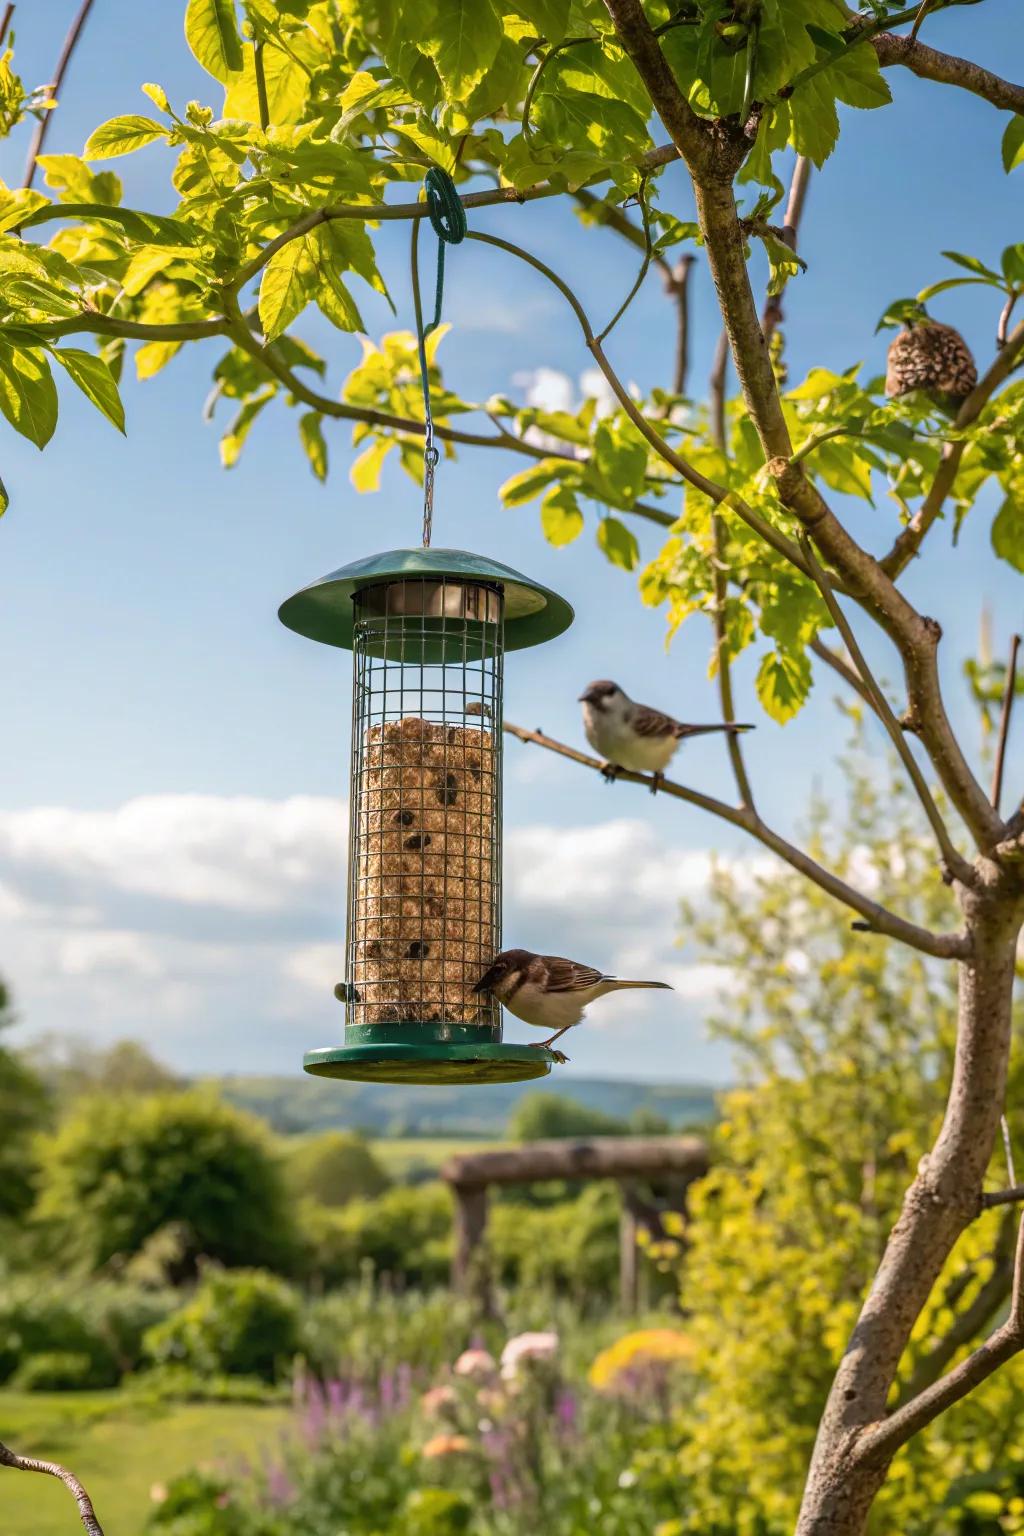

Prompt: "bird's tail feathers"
[603,979,673,991]
[676,722,754,739]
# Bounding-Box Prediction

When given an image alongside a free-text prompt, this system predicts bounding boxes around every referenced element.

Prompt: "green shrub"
[0,1276,176,1385]
[144,1269,300,1382]
[145,1469,261,1536]
[301,1282,476,1380]
[300,1182,451,1287]
[11,1350,116,1391]
[284,1132,390,1207]
[488,1183,621,1297]
[34,1091,297,1276]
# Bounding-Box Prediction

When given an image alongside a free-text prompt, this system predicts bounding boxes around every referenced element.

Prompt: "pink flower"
[500,1331,559,1381]
[453,1347,496,1379]
[149,1484,168,1505]
[421,1385,458,1416]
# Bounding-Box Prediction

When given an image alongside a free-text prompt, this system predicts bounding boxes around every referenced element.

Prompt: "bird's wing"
[540,956,608,992]
[631,702,683,739]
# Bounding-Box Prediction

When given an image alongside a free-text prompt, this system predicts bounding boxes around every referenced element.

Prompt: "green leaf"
[142,82,171,113]
[49,348,125,433]
[136,340,182,380]
[540,483,583,547]
[220,388,274,467]
[917,276,1000,302]
[422,0,503,102]
[185,0,243,82]
[991,493,1024,571]
[259,237,315,342]
[510,0,570,42]
[499,458,575,507]
[597,515,639,571]
[941,250,1002,281]
[350,436,391,492]
[0,344,58,448]
[19,203,198,247]
[1002,115,1024,174]
[299,412,328,482]
[760,231,804,296]
[787,368,847,401]
[224,42,309,124]
[1003,244,1024,285]
[0,473,8,516]
[756,648,812,723]
[591,423,648,505]
[84,115,168,160]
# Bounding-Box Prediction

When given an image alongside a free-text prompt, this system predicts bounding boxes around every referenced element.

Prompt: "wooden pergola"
[441,1135,710,1310]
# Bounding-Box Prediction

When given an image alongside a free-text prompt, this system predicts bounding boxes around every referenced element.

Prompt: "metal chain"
[413,168,466,549]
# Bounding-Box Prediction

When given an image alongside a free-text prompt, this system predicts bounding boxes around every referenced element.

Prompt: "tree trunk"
[796,886,1022,1535]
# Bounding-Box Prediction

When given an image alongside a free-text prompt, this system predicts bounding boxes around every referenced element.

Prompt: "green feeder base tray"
[304,1035,556,1085]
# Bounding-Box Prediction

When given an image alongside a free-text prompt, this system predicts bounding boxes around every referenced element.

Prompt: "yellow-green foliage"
[662,752,1024,1534]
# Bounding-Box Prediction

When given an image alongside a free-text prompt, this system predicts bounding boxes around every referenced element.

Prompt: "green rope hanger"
[412,167,467,548]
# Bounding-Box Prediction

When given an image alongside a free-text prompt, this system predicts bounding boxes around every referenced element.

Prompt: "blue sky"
[1,2,1020,1085]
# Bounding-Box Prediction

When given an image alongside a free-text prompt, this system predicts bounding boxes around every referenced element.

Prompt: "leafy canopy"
[0,2,1020,725]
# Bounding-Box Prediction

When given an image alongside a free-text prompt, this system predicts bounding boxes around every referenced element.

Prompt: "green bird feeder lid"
[278,547,574,652]
[304,1025,558,1085]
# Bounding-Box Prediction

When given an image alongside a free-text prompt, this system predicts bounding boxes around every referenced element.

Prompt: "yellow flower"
[588,1329,695,1395]
[421,1434,473,1460]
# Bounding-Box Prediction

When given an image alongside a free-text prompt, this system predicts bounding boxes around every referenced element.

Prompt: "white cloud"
[0,794,743,1079]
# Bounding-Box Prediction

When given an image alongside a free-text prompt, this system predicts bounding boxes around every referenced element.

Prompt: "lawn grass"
[0,1391,290,1536]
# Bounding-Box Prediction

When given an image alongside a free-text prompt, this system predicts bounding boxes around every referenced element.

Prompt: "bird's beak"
[578,689,594,703]
[473,965,499,995]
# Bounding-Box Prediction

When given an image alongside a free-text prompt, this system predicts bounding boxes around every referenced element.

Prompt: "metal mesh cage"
[346,576,504,1032]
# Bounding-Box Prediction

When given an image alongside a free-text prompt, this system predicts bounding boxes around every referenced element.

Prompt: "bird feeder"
[279,547,573,1085]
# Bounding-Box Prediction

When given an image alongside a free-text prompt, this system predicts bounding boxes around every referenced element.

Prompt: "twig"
[990,633,1021,813]
[798,536,972,884]
[0,1442,105,1535]
[854,1213,1024,1465]
[810,636,882,717]
[254,39,271,132]
[666,253,696,396]
[0,4,15,48]
[762,157,811,344]
[997,292,1018,350]
[711,517,755,809]
[709,328,728,449]
[596,174,655,342]
[983,1183,1024,1210]
[22,0,96,190]
[502,719,969,960]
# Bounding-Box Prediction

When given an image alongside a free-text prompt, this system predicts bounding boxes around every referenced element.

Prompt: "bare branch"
[711,516,755,810]
[854,1213,1024,1466]
[991,633,1021,815]
[666,253,697,397]
[0,5,15,49]
[982,1183,1024,1211]
[709,328,728,449]
[503,720,970,960]
[873,31,1024,114]
[895,1207,1019,1404]
[761,156,811,345]
[573,188,674,282]
[22,0,96,190]
[798,536,972,884]
[880,321,1024,579]
[810,636,883,719]
[0,1441,105,1535]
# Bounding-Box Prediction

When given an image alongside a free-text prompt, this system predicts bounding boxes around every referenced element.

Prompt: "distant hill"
[206,1073,720,1138]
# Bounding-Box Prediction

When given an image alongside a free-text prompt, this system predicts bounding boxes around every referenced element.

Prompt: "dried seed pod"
[885,319,977,414]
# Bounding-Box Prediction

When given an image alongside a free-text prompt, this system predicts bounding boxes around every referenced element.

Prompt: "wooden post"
[451,1181,490,1310]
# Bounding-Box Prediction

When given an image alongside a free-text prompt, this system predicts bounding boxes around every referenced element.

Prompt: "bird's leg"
[600,761,619,784]
[650,771,663,796]
[532,1024,575,1055]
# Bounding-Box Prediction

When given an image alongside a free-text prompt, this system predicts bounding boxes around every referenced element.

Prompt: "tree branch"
[761,156,811,345]
[799,536,972,884]
[0,1441,105,1535]
[854,1213,1024,1466]
[602,0,1003,853]
[810,636,883,718]
[872,32,1024,114]
[225,142,682,295]
[22,0,96,190]
[895,1206,1019,1405]
[880,320,1024,579]
[666,253,697,397]
[502,720,970,960]
[982,1183,1024,1211]
[990,632,1020,815]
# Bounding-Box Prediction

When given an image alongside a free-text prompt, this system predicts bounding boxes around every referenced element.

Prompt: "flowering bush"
[589,1329,695,1407]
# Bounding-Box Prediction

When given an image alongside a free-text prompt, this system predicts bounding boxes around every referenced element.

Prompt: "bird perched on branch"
[474,948,673,1060]
[885,311,977,415]
[579,680,753,792]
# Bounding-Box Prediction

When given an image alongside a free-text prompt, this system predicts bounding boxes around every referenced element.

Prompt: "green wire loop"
[414,167,466,547]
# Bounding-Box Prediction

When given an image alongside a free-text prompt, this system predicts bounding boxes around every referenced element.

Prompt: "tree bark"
[795,886,1023,1534]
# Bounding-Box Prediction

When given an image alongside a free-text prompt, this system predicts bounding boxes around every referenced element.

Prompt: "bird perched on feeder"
[885,308,977,415]
[579,680,754,792]
[474,948,673,1060]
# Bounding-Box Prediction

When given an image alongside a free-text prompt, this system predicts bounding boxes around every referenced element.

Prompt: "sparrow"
[473,947,673,1059]
[579,680,753,792]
